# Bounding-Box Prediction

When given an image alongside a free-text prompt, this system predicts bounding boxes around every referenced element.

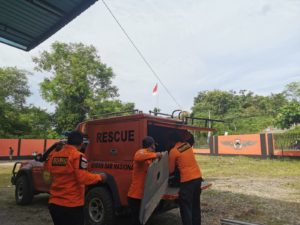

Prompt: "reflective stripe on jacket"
[169,142,202,183]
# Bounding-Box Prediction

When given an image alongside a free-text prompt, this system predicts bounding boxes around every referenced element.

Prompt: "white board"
[139,152,169,225]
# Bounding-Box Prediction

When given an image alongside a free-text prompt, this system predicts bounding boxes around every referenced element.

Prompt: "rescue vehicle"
[11,110,221,225]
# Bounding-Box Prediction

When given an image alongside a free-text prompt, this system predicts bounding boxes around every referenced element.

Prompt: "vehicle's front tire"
[15,175,33,205]
[85,186,115,225]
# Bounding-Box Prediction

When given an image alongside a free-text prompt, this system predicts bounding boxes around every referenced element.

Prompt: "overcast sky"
[0,0,300,114]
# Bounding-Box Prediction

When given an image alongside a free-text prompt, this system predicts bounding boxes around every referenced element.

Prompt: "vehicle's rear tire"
[85,186,115,225]
[15,175,33,205]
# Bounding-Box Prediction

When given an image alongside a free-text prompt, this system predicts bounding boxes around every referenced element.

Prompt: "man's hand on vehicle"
[156,152,163,159]
[100,173,107,182]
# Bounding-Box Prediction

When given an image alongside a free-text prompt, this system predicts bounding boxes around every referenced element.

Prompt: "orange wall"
[0,139,61,157]
[274,150,300,157]
[20,139,45,156]
[193,148,210,154]
[218,134,262,155]
[1,137,299,158]
[0,139,19,157]
[46,139,60,150]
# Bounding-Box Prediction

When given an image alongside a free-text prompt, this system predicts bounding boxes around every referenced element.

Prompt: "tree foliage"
[191,89,290,134]
[284,81,300,103]
[275,101,300,129]
[0,67,30,108]
[1,47,298,138]
[275,82,300,129]
[19,106,55,138]
[33,42,134,133]
[0,67,54,138]
[0,67,29,137]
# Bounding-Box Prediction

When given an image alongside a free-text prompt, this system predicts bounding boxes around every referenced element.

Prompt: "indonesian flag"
[152,83,158,96]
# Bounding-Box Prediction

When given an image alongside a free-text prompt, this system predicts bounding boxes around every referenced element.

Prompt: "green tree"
[191,89,288,134]
[0,67,56,138]
[275,101,300,129]
[0,67,31,137]
[284,81,300,102]
[88,100,135,118]
[275,82,300,129]
[0,67,30,108]
[267,93,288,116]
[192,90,238,117]
[33,42,134,133]
[19,106,58,138]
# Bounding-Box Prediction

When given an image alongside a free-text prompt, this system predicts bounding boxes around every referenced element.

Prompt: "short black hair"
[142,136,155,148]
[168,131,183,143]
[186,135,195,146]
[67,131,84,146]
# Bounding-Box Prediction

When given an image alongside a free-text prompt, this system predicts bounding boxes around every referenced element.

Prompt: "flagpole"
[152,83,159,112]
[207,110,211,144]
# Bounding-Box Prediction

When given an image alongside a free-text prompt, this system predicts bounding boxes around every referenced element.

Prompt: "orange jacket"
[127,148,157,199]
[44,144,102,207]
[169,142,202,183]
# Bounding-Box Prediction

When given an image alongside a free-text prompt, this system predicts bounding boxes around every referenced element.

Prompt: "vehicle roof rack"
[184,116,225,128]
[91,109,142,119]
[89,109,224,130]
[149,109,224,129]
[148,109,188,118]
[148,110,174,118]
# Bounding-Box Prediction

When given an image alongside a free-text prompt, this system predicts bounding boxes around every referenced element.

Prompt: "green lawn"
[0,157,300,225]
[198,155,300,178]
[0,164,13,188]
[197,155,300,225]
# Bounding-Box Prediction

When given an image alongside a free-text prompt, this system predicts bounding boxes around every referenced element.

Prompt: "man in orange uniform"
[127,136,162,225]
[169,132,202,225]
[44,131,105,225]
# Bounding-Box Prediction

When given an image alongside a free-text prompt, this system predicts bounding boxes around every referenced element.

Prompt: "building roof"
[0,0,97,51]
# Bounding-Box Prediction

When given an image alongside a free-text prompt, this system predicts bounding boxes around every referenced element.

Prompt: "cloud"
[0,0,300,114]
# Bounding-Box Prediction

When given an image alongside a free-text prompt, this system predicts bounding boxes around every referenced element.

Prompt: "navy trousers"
[179,178,202,225]
[128,197,142,225]
[49,203,84,225]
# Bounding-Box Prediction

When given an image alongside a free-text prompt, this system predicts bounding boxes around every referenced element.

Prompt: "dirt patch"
[0,188,52,225]
[0,161,15,166]
[210,177,300,203]
[201,176,300,225]
[1,177,300,225]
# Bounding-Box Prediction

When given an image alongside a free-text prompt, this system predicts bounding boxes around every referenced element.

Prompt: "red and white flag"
[152,83,158,96]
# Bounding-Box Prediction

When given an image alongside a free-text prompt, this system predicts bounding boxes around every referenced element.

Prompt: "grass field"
[197,156,300,225]
[0,156,299,225]
[0,164,14,191]
[199,156,300,178]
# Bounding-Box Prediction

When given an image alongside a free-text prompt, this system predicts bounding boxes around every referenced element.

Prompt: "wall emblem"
[222,139,257,150]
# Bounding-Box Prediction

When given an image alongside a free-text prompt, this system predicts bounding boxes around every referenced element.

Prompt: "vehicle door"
[139,152,169,225]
